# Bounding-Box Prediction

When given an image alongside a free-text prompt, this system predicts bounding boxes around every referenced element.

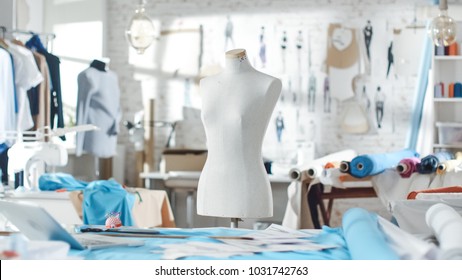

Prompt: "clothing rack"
[0,26,56,52]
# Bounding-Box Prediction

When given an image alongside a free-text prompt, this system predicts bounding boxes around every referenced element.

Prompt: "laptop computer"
[0,200,145,250]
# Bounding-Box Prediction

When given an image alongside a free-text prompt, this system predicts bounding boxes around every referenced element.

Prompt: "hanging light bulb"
[428,0,457,47]
[125,0,156,54]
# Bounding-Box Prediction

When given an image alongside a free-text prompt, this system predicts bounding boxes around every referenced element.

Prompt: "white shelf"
[435,56,462,61]
[433,144,462,149]
[434,98,462,102]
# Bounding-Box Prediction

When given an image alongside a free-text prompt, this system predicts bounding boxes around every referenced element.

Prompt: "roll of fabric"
[407,186,462,200]
[436,159,462,175]
[288,149,356,180]
[425,203,462,259]
[349,149,419,178]
[339,161,351,173]
[342,208,399,260]
[455,152,462,160]
[417,151,454,174]
[396,157,421,178]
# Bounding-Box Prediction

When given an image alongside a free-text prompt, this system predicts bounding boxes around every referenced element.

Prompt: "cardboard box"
[160,149,207,173]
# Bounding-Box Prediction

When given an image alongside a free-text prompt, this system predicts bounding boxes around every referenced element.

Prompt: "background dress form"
[197,49,282,218]
[76,63,121,159]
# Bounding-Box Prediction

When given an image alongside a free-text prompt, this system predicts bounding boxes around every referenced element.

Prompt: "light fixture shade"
[428,0,457,47]
[125,4,156,54]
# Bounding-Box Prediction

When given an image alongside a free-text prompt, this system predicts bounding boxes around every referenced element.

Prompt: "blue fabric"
[70,227,351,260]
[417,151,454,174]
[38,173,88,191]
[342,208,399,260]
[83,180,135,227]
[405,31,432,151]
[349,149,419,178]
[25,34,47,52]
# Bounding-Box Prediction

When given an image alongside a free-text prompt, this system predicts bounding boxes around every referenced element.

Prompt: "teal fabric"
[342,208,399,260]
[82,179,135,226]
[38,173,88,191]
[349,149,419,178]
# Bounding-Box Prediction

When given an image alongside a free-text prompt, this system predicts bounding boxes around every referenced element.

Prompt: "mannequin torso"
[197,49,282,218]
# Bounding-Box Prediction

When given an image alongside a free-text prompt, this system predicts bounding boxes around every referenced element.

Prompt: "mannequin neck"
[224,49,252,73]
[90,59,107,72]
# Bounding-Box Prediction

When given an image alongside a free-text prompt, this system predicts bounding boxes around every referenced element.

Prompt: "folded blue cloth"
[342,208,399,260]
[39,173,88,191]
[83,179,135,227]
[417,151,454,174]
[349,149,419,178]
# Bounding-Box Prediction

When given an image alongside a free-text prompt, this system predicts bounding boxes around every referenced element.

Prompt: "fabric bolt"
[76,67,121,158]
[342,208,399,260]
[436,159,462,175]
[38,172,89,191]
[349,149,419,178]
[0,47,17,145]
[397,157,421,178]
[407,186,462,200]
[426,203,462,259]
[83,179,135,226]
[417,151,454,174]
[5,40,43,131]
[339,160,351,173]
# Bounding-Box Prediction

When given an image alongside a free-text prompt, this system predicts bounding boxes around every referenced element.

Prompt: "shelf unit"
[431,21,462,152]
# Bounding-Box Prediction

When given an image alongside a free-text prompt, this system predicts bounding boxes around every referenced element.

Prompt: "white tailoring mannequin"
[197,49,282,219]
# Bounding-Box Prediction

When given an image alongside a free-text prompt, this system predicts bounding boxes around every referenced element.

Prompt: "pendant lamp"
[428,0,457,46]
[125,0,156,54]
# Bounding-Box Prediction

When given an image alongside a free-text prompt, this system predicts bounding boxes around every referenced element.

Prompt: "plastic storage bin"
[436,122,462,145]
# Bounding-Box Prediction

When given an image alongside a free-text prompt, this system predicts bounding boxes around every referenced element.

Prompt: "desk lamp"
[428,0,457,46]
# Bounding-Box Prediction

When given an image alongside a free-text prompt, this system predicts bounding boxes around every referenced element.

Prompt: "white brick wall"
[106,0,461,186]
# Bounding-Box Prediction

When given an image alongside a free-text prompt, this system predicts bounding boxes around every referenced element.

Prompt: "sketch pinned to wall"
[307,31,316,113]
[290,79,297,104]
[361,85,371,112]
[308,74,316,112]
[386,41,394,78]
[296,30,303,110]
[323,76,331,113]
[224,15,234,51]
[281,30,287,73]
[375,86,385,129]
[259,26,267,68]
[326,23,360,101]
[275,111,285,143]
[363,20,373,61]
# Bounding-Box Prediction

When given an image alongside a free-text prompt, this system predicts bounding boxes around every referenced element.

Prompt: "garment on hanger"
[26,35,64,138]
[28,51,51,130]
[5,40,43,131]
[76,63,121,158]
[0,47,17,146]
